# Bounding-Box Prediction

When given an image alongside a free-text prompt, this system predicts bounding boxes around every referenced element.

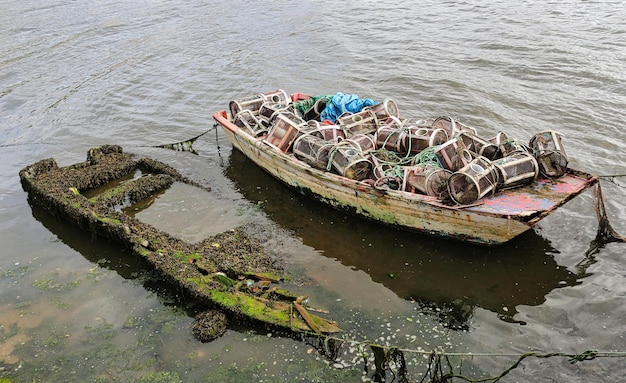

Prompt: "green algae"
[19,145,341,339]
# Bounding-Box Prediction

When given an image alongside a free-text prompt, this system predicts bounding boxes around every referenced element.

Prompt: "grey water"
[1,0,625,382]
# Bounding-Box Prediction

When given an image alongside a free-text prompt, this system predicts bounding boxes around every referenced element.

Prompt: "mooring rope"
[597,174,626,187]
[141,125,217,153]
[592,182,626,243]
[1,124,218,153]
[301,332,626,383]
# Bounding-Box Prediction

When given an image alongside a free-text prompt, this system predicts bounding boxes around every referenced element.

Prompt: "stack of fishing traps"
[229,90,569,205]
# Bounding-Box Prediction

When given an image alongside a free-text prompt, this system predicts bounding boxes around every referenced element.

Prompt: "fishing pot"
[492,133,530,158]
[341,134,376,154]
[363,99,400,124]
[433,138,471,172]
[431,116,477,138]
[307,123,345,143]
[336,110,378,137]
[458,132,501,160]
[295,120,321,136]
[529,131,568,178]
[264,112,305,152]
[369,149,403,180]
[404,127,449,155]
[293,134,333,170]
[493,151,539,189]
[258,102,294,127]
[329,144,373,181]
[234,109,268,137]
[229,94,264,118]
[374,123,407,153]
[259,89,290,105]
[403,164,452,198]
[488,131,509,146]
[448,156,500,205]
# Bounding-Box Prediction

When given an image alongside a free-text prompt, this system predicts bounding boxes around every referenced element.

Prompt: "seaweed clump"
[191,310,228,342]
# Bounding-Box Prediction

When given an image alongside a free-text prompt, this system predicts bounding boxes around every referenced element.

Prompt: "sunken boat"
[19,145,341,337]
[213,90,598,246]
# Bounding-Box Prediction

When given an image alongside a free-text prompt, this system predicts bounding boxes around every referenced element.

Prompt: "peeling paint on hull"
[213,111,598,246]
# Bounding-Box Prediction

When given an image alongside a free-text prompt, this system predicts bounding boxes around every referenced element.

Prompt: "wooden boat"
[213,91,598,246]
[19,145,341,336]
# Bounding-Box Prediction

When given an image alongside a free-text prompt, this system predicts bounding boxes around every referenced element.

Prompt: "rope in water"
[301,331,626,383]
[597,174,626,187]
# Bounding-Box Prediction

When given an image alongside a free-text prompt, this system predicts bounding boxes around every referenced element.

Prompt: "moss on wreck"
[174,250,202,264]
[18,145,340,338]
[210,290,291,325]
[98,216,122,225]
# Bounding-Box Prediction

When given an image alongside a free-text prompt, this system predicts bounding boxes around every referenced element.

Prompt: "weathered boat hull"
[213,111,598,246]
[19,146,341,335]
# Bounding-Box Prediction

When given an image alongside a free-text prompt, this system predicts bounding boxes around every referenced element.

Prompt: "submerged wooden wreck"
[19,145,341,339]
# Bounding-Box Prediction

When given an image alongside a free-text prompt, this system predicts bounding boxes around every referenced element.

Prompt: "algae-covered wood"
[19,145,341,336]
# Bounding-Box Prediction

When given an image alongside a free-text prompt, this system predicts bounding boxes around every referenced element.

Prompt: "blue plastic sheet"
[319,92,378,123]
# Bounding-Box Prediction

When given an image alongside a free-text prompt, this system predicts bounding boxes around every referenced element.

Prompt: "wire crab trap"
[258,102,294,128]
[488,131,509,146]
[229,89,289,119]
[301,96,330,121]
[431,116,478,138]
[404,126,449,155]
[403,164,452,198]
[374,118,407,153]
[493,151,539,190]
[369,149,408,188]
[487,132,532,158]
[529,130,569,178]
[229,94,264,119]
[306,122,345,143]
[293,134,334,170]
[233,109,268,137]
[340,133,376,154]
[264,111,306,153]
[364,99,400,125]
[336,109,378,137]
[329,142,373,180]
[259,89,290,105]
[433,137,472,172]
[458,131,501,160]
[448,156,500,205]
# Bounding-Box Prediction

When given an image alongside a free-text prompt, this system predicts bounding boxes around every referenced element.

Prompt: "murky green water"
[1,1,625,382]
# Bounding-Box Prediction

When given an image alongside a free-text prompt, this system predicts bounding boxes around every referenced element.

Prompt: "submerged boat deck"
[19,145,341,337]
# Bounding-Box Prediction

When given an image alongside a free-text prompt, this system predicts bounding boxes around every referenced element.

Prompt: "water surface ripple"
[1,1,624,382]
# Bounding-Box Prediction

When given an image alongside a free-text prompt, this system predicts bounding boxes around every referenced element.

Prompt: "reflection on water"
[224,149,586,326]
[27,200,209,331]
[4,0,624,379]
[23,174,467,382]
[28,201,151,281]
[127,182,253,243]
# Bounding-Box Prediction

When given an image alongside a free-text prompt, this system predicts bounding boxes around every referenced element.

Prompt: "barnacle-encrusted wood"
[19,145,341,337]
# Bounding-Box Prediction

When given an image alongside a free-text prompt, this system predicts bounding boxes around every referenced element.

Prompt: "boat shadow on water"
[225,148,595,329]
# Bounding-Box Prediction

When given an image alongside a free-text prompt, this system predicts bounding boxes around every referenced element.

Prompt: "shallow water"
[1,0,625,382]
